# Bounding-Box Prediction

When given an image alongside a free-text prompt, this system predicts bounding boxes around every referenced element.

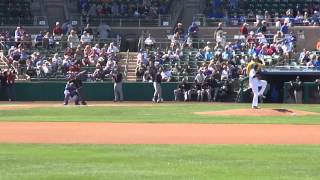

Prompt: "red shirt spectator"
[53,22,63,36]
[240,23,248,36]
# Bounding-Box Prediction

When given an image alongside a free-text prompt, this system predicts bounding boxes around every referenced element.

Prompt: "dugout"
[238,68,320,103]
[283,82,320,104]
[261,68,320,103]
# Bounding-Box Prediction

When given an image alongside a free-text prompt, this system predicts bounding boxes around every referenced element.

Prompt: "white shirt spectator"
[81,33,92,44]
[161,69,172,80]
[67,32,80,48]
[221,69,229,80]
[144,37,155,46]
[195,72,205,84]
[15,27,22,42]
[137,51,148,65]
[106,59,116,69]
[97,23,111,40]
[107,43,119,54]
[92,44,101,55]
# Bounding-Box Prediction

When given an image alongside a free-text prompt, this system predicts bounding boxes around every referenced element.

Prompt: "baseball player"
[63,79,80,105]
[290,76,303,104]
[200,77,211,102]
[68,71,88,105]
[174,78,190,101]
[152,68,163,103]
[112,71,124,102]
[249,64,267,109]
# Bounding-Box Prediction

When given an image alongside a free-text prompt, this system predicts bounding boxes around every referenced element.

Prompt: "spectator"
[14,26,23,47]
[188,22,199,39]
[280,21,289,35]
[34,31,44,48]
[315,56,320,70]
[67,30,80,49]
[80,31,92,45]
[174,23,185,36]
[135,63,146,81]
[107,42,119,54]
[93,63,104,81]
[52,22,63,41]
[240,23,248,36]
[43,32,54,49]
[97,22,111,42]
[83,24,93,35]
[161,67,173,82]
[144,34,155,49]
[214,22,223,40]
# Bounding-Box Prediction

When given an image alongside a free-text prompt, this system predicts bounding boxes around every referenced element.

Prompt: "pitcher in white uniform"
[249,65,267,109]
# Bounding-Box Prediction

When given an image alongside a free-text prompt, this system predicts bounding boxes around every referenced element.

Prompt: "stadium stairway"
[182,0,206,27]
[126,52,138,82]
[0,51,8,70]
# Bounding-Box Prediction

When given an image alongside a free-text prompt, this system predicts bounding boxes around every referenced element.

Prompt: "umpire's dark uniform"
[113,72,124,102]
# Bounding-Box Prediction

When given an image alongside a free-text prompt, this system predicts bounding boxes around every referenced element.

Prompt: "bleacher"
[0,0,33,25]
[80,0,173,27]
[203,0,320,27]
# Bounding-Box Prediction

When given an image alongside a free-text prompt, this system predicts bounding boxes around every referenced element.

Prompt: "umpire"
[112,70,124,102]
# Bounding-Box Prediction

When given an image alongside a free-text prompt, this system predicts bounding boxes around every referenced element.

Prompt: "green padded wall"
[0,82,179,101]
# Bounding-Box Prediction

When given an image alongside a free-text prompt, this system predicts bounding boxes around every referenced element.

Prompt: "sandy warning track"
[1,122,320,144]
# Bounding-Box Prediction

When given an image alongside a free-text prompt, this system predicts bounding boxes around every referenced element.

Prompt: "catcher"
[68,71,88,105]
[63,78,80,105]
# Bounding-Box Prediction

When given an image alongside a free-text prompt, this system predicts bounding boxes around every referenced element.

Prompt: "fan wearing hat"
[53,22,63,41]
[240,23,248,36]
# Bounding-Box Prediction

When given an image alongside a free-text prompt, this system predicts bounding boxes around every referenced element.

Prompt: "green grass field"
[0,103,320,124]
[1,102,320,179]
[1,144,320,180]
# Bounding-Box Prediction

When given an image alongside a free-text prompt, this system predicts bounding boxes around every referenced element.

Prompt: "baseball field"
[1,102,320,179]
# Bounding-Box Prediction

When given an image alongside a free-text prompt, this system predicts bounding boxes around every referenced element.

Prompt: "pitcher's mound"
[194,108,318,117]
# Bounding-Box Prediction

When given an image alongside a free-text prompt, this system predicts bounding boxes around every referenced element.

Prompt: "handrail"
[75,15,172,27]
[0,52,19,79]
[194,14,320,27]
[0,37,121,54]
[124,50,129,81]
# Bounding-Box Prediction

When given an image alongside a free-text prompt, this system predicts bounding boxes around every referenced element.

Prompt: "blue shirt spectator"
[280,22,289,34]
[188,22,199,38]
[315,58,320,69]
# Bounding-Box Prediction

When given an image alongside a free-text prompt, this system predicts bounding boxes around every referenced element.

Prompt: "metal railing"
[0,16,48,26]
[72,15,172,27]
[0,52,19,79]
[0,37,122,54]
[124,50,129,81]
[263,66,320,72]
[193,14,320,27]
[138,34,280,51]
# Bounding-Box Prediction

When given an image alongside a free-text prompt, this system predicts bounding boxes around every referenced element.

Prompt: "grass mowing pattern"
[0,144,320,180]
[0,103,320,124]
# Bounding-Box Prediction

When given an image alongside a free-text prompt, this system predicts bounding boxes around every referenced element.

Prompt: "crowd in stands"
[79,0,171,21]
[0,23,121,81]
[205,0,320,26]
[134,16,313,101]
[0,0,32,25]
